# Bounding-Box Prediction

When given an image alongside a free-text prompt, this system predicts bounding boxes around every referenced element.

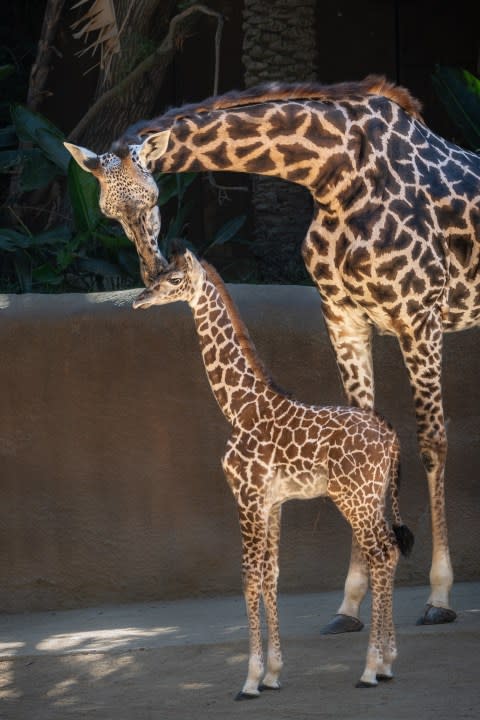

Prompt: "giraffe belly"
[269,468,329,504]
[361,306,397,335]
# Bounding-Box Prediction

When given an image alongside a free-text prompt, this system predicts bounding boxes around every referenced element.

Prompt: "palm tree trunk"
[242,0,317,282]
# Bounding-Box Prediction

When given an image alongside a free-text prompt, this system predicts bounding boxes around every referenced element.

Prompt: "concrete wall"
[0,286,479,613]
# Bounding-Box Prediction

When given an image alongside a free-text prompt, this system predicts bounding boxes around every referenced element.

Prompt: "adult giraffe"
[65,74,480,630]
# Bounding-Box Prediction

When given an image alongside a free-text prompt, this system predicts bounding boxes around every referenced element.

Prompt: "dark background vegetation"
[0,0,479,292]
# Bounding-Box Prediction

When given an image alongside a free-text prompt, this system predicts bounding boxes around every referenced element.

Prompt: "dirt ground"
[1,583,479,720]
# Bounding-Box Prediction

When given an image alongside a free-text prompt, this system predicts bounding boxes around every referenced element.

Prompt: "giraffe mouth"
[132,289,154,310]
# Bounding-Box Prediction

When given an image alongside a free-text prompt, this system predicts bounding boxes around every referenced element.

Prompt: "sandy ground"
[1,583,479,720]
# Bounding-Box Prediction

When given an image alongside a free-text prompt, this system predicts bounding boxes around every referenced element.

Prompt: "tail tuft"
[393,524,415,557]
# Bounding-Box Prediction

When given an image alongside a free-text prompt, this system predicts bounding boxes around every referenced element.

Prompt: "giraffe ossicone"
[133,246,414,697]
[65,73,479,628]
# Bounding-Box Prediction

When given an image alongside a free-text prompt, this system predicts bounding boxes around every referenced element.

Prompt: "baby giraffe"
[133,246,414,699]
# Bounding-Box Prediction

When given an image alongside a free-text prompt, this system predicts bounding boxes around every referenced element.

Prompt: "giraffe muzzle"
[132,289,154,310]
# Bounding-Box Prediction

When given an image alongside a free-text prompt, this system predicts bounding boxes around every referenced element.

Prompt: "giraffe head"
[64,131,171,286]
[132,246,205,310]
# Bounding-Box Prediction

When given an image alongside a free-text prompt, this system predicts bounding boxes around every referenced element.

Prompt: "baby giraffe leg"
[356,534,399,688]
[235,512,268,700]
[356,552,385,687]
[376,544,400,681]
[260,505,283,691]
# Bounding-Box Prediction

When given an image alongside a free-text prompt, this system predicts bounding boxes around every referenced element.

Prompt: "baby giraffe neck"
[190,263,276,425]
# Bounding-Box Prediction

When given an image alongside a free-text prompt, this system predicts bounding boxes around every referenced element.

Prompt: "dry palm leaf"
[70,0,123,79]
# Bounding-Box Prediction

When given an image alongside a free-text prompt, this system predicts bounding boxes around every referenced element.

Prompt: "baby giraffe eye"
[168,275,182,285]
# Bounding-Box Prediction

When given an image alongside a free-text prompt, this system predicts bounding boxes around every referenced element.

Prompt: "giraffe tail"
[389,439,415,558]
[393,523,415,557]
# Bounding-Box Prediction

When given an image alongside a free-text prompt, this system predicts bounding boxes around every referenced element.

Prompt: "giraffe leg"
[260,505,283,691]
[311,298,374,634]
[376,543,400,681]
[320,536,368,633]
[355,529,399,688]
[235,509,268,701]
[398,316,456,625]
[330,489,399,688]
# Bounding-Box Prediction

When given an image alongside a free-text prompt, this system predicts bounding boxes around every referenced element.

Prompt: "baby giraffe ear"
[138,130,171,170]
[182,247,200,273]
[63,142,100,172]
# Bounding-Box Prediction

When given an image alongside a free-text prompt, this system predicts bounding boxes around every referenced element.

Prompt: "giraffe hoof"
[259,683,281,692]
[355,680,377,689]
[416,604,457,625]
[234,691,260,701]
[320,614,364,634]
[376,674,394,682]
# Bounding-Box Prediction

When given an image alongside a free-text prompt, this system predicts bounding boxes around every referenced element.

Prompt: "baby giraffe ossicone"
[133,247,414,699]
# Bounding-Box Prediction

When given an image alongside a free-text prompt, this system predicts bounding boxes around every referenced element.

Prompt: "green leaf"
[77,257,123,277]
[67,159,102,233]
[156,174,180,205]
[0,226,71,251]
[432,65,480,151]
[0,228,32,251]
[461,68,480,97]
[19,148,59,191]
[35,128,70,172]
[213,215,246,245]
[0,125,17,147]
[164,197,195,242]
[13,252,32,292]
[32,263,63,285]
[55,247,76,271]
[30,226,72,247]
[202,215,247,256]
[0,65,14,81]
[93,229,132,250]
[0,149,20,171]
[156,172,197,206]
[10,103,63,145]
[176,172,197,203]
[117,248,140,277]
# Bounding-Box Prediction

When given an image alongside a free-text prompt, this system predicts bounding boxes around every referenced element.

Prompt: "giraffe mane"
[118,74,423,144]
[199,259,288,396]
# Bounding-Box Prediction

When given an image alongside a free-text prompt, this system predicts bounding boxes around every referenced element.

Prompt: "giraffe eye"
[168,275,182,285]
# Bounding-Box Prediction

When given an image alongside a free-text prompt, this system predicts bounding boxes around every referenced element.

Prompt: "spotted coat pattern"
[64,74,479,624]
[133,249,414,695]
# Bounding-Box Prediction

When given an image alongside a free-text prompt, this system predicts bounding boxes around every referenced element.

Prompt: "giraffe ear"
[182,247,201,274]
[138,130,171,170]
[63,142,100,172]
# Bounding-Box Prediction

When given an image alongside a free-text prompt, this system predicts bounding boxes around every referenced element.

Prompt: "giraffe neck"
[156,103,349,194]
[190,262,278,426]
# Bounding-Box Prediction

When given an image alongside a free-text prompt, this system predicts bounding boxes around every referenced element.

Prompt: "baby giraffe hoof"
[376,674,393,682]
[259,683,281,692]
[234,691,260,701]
[355,680,377,689]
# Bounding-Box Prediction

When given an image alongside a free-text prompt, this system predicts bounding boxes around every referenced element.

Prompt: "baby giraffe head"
[132,246,205,310]
[64,130,171,286]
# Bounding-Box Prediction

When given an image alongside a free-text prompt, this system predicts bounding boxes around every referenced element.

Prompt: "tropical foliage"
[1,104,156,291]
[432,65,480,153]
[0,1,247,293]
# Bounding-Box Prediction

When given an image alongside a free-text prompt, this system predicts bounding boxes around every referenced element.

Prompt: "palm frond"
[70,0,121,78]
